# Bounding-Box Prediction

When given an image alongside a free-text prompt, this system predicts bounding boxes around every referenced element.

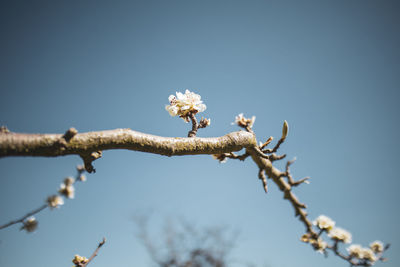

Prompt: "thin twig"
[0,204,47,230]
[81,238,106,267]
[0,165,86,232]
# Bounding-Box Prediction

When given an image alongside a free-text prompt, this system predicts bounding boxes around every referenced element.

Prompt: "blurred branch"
[0,204,47,230]
[0,165,87,232]
[134,217,240,267]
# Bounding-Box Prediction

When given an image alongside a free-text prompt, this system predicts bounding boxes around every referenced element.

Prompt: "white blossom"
[46,195,64,209]
[328,227,352,243]
[233,113,256,128]
[78,174,86,182]
[165,90,206,122]
[63,177,75,186]
[313,215,335,231]
[347,244,363,258]
[362,248,377,262]
[21,217,38,233]
[59,183,75,199]
[370,240,384,253]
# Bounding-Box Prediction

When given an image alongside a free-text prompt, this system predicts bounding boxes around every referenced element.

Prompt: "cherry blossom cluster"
[165,89,207,122]
[165,90,210,137]
[301,215,388,265]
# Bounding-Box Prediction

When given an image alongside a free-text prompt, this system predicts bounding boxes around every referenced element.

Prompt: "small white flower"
[46,195,64,209]
[21,217,38,233]
[233,113,256,128]
[63,177,75,186]
[59,183,75,199]
[165,90,207,121]
[328,227,352,243]
[78,174,86,182]
[370,240,384,253]
[313,215,335,231]
[347,244,363,258]
[362,248,377,262]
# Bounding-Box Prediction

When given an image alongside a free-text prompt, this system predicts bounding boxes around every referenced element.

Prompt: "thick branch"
[0,129,256,158]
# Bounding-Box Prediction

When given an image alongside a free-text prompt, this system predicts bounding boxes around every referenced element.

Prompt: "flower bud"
[281,120,289,140]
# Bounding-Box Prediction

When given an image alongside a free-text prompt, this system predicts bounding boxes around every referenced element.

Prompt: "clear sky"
[0,1,399,266]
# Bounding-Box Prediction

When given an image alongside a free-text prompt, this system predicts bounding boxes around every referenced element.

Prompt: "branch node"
[259,136,273,149]
[80,151,102,173]
[63,127,78,142]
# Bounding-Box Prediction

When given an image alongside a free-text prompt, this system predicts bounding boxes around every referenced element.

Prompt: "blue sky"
[0,1,399,266]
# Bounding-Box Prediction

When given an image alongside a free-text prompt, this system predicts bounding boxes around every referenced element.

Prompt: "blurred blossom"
[46,195,64,209]
[347,244,363,258]
[362,248,377,262]
[59,184,75,199]
[21,217,38,233]
[370,240,384,253]
[78,174,86,182]
[64,177,75,186]
[313,215,335,231]
[328,227,352,243]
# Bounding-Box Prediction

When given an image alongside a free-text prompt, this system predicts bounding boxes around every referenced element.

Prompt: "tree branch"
[0,126,389,265]
[0,129,256,158]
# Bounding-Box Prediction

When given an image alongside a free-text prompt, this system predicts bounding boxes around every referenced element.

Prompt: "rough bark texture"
[0,129,257,157]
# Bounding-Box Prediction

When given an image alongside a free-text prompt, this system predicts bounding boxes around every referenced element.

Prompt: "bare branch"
[0,129,256,160]
[81,238,106,267]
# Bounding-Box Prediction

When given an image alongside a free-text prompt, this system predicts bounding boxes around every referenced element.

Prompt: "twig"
[0,204,47,230]
[81,238,106,267]
[226,152,250,161]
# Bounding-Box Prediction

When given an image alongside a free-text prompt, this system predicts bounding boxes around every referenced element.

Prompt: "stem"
[187,113,198,137]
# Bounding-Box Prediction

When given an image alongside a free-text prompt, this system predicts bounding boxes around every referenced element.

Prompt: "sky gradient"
[0,1,399,266]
